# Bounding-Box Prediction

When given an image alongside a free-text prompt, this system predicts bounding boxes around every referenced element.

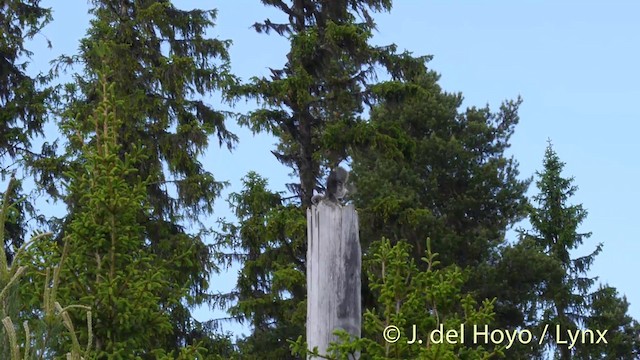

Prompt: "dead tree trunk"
[306,202,361,359]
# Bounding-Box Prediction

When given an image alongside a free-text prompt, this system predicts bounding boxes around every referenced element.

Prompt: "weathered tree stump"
[306,201,361,359]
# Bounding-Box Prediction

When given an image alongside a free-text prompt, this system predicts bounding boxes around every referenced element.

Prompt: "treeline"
[1,1,638,359]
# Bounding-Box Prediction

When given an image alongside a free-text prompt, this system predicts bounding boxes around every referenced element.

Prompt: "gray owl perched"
[311,166,349,205]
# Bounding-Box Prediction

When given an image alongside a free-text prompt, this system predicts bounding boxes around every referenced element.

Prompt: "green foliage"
[353,73,529,268]
[290,238,502,359]
[574,285,640,359]
[55,75,167,356]
[234,0,429,206]
[0,0,52,162]
[1,0,52,273]
[351,71,535,357]
[23,73,205,358]
[3,2,638,359]
[519,141,603,359]
[0,177,31,266]
[27,0,237,352]
[214,172,306,359]
[1,179,93,360]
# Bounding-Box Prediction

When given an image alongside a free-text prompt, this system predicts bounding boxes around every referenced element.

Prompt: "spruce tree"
[349,70,542,358]
[520,141,602,359]
[28,0,236,351]
[1,0,52,266]
[352,73,529,268]
[233,0,428,207]
[575,285,640,359]
[0,0,51,160]
[216,172,306,359]
[57,73,173,357]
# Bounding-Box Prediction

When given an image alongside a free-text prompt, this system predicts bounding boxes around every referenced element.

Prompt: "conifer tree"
[574,285,640,359]
[56,73,174,356]
[16,71,223,357]
[0,0,51,160]
[352,73,529,268]
[233,0,428,207]
[29,0,236,350]
[349,70,542,358]
[216,172,306,359]
[520,142,602,359]
[1,0,52,266]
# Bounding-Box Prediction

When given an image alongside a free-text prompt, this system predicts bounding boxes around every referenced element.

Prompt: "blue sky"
[22,0,640,338]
